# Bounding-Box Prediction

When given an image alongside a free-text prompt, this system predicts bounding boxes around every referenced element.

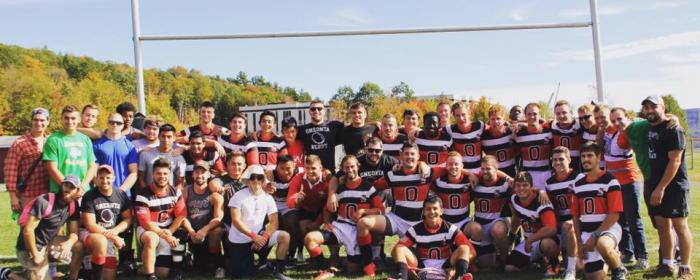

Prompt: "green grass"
[1,160,698,279]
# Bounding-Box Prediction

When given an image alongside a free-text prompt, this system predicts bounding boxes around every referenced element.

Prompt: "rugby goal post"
[131,0,605,114]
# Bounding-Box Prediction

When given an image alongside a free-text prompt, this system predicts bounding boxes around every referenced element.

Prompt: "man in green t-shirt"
[626,115,678,180]
[43,105,96,193]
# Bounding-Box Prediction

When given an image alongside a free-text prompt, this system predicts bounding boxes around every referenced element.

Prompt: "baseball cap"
[31,107,50,119]
[97,164,114,174]
[642,95,664,106]
[193,161,210,172]
[245,165,265,179]
[62,175,81,188]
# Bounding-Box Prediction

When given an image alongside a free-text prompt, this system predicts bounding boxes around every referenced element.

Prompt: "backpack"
[18,193,76,227]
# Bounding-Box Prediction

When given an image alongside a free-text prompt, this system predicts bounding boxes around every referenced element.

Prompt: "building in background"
[685,108,700,149]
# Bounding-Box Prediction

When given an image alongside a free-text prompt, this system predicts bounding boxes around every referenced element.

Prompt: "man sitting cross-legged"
[304,155,385,279]
[391,195,476,280]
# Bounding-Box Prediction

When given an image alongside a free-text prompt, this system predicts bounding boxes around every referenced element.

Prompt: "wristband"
[262,232,271,241]
[247,231,257,239]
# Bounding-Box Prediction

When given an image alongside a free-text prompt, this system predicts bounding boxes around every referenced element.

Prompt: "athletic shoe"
[461,272,473,280]
[146,274,159,280]
[633,258,650,270]
[678,267,693,280]
[214,267,226,279]
[313,269,335,280]
[621,254,636,264]
[644,264,677,278]
[563,270,576,280]
[116,260,136,277]
[611,266,628,280]
[296,251,306,263]
[363,263,377,278]
[544,262,561,278]
[271,270,292,280]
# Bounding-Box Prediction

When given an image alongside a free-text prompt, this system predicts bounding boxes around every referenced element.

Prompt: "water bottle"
[11,211,19,221]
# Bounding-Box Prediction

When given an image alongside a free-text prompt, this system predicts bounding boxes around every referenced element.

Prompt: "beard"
[645,112,661,123]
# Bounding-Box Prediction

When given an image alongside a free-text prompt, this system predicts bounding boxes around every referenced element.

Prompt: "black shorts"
[643,181,689,218]
[298,208,321,221]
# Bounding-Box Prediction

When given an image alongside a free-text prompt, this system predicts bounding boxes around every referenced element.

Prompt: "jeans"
[618,181,648,259]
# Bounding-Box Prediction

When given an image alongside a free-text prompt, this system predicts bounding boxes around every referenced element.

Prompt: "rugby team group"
[3,95,692,280]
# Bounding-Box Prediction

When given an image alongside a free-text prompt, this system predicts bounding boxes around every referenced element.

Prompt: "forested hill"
[0,43,312,135]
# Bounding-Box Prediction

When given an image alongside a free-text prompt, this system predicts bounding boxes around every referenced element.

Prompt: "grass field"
[0,153,698,279]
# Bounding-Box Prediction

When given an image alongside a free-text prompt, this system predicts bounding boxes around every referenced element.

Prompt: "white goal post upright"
[131,0,606,114]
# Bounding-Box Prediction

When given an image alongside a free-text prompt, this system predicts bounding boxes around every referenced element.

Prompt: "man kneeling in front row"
[391,196,476,280]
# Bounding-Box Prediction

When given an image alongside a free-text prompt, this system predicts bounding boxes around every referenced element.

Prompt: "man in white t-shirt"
[227,165,291,279]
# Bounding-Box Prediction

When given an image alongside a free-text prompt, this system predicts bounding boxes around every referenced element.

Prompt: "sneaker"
[146,275,159,280]
[117,260,136,277]
[622,254,636,264]
[313,269,335,280]
[214,267,226,279]
[644,264,677,278]
[271,271,292,280]
[544,263,561,278]
[678,267,694,280]
[296,251,306,263]
[363,263,377,277]
[634,258,650,270]
[461,272,474,280]
[611,266,628,280]
[563,270,576,280]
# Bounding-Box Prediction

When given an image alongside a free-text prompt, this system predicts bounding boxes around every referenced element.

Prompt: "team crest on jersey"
[360,194,368,202]
[596,188,605,196]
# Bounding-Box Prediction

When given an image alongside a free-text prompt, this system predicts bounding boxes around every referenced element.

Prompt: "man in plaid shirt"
[4,108,51,212]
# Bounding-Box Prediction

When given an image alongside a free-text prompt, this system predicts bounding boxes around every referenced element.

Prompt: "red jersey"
[482,126,517,170]
[550,120,583,158]
[415,128,452,167]
[335,178,384,225]
[374,167,435,222]
[472,177,511,225]
[286,173,329,214]
[603,129,639,185]
[285,140,305,169]
[510,191,557,239]
[431,172,471,224]
[514,124,553,172]
[217,134,259,164]
[134,184,186,228]
[398,220,472,262]
[255,133,288,169]
[571,172,623,232]
[446,122,484,170]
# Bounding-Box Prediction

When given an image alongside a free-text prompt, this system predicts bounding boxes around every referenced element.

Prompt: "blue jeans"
[618,181,648,259]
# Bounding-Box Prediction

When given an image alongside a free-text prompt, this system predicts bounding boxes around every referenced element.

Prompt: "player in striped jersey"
[176,101,228,143]
[446,102,484,173]
[482,106,518,177]
[551,100,583,172]
[505,172,560,277]
[578,104,598,144]
[263,155,304,263]
[513,103,552,189]
[304,155,385,277]
[255,111,288,170]
[217,113,259,164]
[571,142,627,280]
[431,152,473,232]
[391,196,475,280]
[355,142,435,277]
[463,155,512,268]
[134,158,187,280]
[544,146,583,280]
[415,112,452,167]
[379,113,409,160]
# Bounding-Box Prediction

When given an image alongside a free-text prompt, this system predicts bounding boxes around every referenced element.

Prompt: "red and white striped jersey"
[398,220,472,262]
[335,178,384,225]
[381,133,409,160]
[431,172,471,224]
[415,129,452,167]
[446,122,484,170]
[218,134,259,164]
[571,172,623,232]
[134,184,186,228]
[550,120,583,158]
[510,191,557,238]
[472,177,511,225]
[482,126,517,170]
[544,171,583,222]
[374,168,434,222]
[515,125,553,172]
[255,134,287,169]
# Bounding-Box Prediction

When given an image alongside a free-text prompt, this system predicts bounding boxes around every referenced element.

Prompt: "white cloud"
[551,31,700,62]
[656,52,700,63]
[649,1,684,9]
[507,8,527,22]
[558,6,626,19]
[317,8,374,28]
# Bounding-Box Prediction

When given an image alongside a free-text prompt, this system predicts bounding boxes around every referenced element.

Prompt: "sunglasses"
[309,107,324,112]
[367,148,382,154]
[108,120,124,126]
[249,174,265,181]
[578,115,592,121]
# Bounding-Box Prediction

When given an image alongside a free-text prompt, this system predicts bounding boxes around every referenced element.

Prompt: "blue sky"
[1,0,698,110]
